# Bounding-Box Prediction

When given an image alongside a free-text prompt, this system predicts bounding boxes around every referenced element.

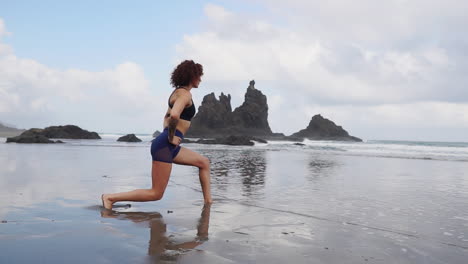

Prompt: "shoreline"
[1,140,468,263]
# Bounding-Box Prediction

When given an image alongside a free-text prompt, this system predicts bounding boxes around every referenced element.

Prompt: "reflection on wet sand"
[307,156,340,180]
[238,151,266,196]
[100,205,210,260]
[209,149,267,197]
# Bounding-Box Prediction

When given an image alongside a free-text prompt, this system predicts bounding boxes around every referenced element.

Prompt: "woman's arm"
[167,91,191,144]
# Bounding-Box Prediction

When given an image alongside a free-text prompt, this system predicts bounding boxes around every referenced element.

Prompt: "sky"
[1,0,467,141]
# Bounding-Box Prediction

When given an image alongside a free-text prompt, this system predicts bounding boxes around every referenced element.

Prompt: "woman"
[102,60,212,209]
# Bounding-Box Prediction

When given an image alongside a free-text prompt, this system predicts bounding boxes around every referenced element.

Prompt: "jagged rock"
[5,125,100,143]
[230,80,273,136]
[117,134,142,142]
[187,80,273,137]
[188,92,232,136]
[290,114,362,142]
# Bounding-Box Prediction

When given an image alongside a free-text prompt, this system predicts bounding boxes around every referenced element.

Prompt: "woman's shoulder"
[172,89,192,103]
[175,88,192,98]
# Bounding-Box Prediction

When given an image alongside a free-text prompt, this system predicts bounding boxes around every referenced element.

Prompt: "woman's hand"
[169,135,182,146]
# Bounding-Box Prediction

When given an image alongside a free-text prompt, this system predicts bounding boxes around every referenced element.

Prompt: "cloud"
[0,18,160,132]
[257,0,468,44]
[303,102,468,128]
[0,18,11,37]
[177,3,467,104]
[0,53,154,118]
[175,3,468,140]
[0,18,12,55]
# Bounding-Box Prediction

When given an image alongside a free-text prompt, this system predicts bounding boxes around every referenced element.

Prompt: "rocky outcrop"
[188,92,232,136]
[6,125,100,143]
[117,134,142,142]
[6,129,63,143]
[39,125,101,139]
[230,80,272,136]
[187,80,273,137]
[290,114,362,142]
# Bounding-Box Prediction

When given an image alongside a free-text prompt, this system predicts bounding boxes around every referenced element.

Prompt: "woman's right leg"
[173,147,212,204]
[102,161,172,209]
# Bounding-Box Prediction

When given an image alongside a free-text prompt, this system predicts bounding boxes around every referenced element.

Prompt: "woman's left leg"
[101,161,173,209]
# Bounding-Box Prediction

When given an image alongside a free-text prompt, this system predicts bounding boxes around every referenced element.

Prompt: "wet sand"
[1,139,468,263]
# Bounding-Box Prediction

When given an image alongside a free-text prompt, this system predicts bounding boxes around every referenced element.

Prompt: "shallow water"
[1,138,468,263]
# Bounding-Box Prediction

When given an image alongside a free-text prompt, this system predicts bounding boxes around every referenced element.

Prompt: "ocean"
[1,135,467,263]
[70,133,468,162]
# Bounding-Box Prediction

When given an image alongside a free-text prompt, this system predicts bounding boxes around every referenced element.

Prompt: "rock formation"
[290,114,362,142]
[6,129,63,143]
[188,92,232,136]
[230,80,272,136]
[187,80,273,137]
[6,125,100,143]
[39,125,101,139]
[117,134,142,142]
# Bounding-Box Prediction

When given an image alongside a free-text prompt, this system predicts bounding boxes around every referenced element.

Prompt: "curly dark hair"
[170,60,204,88]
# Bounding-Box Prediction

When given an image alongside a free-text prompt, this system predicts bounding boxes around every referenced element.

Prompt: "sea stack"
[188,92,233,137]
[187,80,273,137]
[230,80,273,136]
[290,114,362,142]
[117,134,142,142]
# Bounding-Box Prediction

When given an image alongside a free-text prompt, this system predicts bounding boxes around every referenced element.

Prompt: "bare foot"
[101,194,113,210]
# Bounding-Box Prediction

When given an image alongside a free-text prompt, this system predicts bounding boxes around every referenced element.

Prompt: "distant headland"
[5,125,100,143]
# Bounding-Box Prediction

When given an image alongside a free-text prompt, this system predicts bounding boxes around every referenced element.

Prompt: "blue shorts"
[150,128,184,163]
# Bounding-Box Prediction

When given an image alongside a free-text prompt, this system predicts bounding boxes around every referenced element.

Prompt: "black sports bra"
[168,89,196,121]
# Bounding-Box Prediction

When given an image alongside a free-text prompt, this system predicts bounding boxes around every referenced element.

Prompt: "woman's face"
[192,75,202,88]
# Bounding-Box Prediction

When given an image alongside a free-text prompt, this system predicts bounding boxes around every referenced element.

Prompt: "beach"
[1,135,468,263]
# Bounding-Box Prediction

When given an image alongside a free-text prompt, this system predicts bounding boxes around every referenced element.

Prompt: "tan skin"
[102,75,212,209]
